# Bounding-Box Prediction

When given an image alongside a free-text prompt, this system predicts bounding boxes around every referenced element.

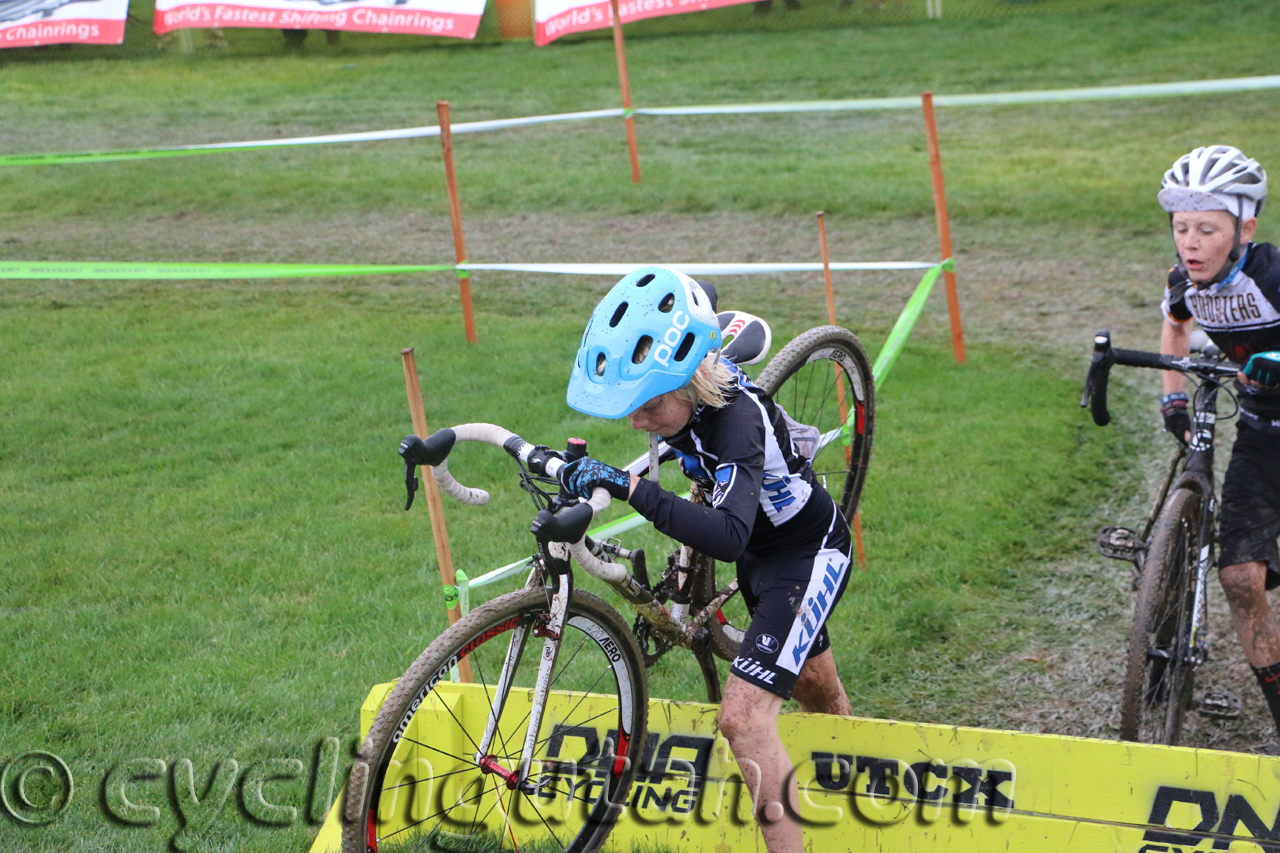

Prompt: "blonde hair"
[671,357,736,409]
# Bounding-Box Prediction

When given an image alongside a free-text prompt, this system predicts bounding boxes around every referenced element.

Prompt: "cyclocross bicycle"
[341,324,873,853]
[1083,329,1242,745]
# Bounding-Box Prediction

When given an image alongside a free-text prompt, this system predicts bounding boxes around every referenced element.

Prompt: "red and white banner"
[0,0,126,47]
[535,0,752,45]
[154,0,488,38]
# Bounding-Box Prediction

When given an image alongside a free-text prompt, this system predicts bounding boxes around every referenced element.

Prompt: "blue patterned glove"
[559,457,632,500]
[1244,352,1280,388]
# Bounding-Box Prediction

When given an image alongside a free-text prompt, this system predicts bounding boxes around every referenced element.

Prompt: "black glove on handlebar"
[559,457,632,501]
[1160,392,1191,445]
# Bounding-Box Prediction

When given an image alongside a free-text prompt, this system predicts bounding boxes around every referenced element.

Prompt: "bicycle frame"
[1082,330,1241,683]
[401,422,737,791]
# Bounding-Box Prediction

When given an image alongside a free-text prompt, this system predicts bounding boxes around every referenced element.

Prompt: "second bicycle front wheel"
[343,586,648,853]
[755,325,875,523]
[1120,487,1203,744]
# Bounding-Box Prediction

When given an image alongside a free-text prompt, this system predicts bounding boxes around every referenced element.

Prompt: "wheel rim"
[363,603,638,852]
[767,344,870,520]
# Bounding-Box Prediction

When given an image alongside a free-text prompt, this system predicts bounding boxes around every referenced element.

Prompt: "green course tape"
[840,258,952,445]
[0,261,454,280]
[872,258,952,385]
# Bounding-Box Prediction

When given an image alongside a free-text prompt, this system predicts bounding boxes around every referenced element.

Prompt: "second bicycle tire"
[1120,487,1203,744]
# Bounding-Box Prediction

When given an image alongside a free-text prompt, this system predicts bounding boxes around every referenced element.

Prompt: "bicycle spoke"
[379,782,490,843]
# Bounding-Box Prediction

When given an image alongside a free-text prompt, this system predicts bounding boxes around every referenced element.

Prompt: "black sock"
[1252,661,1280,737]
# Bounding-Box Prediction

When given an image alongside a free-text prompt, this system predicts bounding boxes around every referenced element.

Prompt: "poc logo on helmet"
[652,311,692,368]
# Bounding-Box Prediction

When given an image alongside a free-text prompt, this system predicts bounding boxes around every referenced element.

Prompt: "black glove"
[1244,351,1280,388]
[559,457,632,500]
[1160,392,1190,445]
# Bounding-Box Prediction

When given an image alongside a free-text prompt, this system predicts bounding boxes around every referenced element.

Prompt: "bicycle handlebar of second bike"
[1081,330,1241,427]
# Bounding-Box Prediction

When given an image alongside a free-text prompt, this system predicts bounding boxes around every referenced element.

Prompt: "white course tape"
[113,109,627,156]
[458,261,936,275]
[15,75,1278,165]
[637,75,1280,115]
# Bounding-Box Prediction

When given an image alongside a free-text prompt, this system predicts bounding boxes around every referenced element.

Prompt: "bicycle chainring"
[633,568,680,667]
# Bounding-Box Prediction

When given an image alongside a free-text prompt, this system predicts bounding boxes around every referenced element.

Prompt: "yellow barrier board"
[311,681,1280,853]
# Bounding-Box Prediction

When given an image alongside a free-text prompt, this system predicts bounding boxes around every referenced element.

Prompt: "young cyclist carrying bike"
[1156,145,1280,742]
[557,266,853,853]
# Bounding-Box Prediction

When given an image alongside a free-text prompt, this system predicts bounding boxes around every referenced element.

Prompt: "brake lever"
[404,460,419,511]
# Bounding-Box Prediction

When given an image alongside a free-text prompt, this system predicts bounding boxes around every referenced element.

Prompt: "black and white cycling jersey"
[627,364,835,564]
[1163,242,1280,431]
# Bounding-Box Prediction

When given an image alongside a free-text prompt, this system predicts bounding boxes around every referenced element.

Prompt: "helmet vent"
[632,336,652,364]
[636,273,655,287]
[658,293,675,313]
[595,352,607,376]
[674,332,696,362]
[609,302,628,327]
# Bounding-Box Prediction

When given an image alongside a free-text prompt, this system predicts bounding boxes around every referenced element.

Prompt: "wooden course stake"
[437,101,478,345]
[816,212,866,570]
[921,91,966,364]
[609,0,642,184]
[402,347,473,683]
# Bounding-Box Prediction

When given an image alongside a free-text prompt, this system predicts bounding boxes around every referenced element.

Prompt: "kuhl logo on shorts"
[778,554,849,675]
[732,656,778,685]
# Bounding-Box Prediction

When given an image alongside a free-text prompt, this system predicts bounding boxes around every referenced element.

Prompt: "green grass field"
[2,1,1279,850]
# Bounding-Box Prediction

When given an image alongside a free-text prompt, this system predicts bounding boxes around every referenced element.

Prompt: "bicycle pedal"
[1095,525,1146,562]
[1197,691,1242,719]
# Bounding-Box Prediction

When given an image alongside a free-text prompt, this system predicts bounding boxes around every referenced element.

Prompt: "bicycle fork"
[475,543,574,795]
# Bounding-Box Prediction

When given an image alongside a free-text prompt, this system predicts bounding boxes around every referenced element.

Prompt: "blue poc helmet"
[567,266,721,419]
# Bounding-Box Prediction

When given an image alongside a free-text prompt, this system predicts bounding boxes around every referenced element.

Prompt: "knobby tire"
[1119,487,1203,745]
[342,587,648,853]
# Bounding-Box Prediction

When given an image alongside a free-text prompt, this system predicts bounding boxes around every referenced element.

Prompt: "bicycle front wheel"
[343,587,648,853]
[1120,487,1204,744]
[755,325,875,522]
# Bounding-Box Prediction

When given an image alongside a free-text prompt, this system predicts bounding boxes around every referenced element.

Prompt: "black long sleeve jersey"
[627,365,838,564]
[1162,242,1280,433]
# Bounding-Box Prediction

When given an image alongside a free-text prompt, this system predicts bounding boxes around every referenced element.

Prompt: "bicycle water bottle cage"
[530,502,594,546]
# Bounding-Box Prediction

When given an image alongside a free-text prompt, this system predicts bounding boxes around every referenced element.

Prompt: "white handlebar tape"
[431,459,489,506]
[429,423,519,506]
[569,539,627,584]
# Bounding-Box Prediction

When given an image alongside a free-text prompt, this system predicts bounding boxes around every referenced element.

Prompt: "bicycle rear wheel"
[755,325,875,522]
[1119,487,1203,744]
[343,587,648,853]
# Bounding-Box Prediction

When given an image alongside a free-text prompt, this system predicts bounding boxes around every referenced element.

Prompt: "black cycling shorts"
[1219,424,1280,589]
[731,504,853,700]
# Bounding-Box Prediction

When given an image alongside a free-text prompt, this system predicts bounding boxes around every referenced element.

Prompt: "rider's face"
[1172,210,1256,284]
[628,392,696,437]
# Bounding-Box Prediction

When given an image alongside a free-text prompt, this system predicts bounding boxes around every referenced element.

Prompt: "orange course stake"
[402,347,473,683]
[816,212,866,570]
[921,91,966,364]
[609,0,642,184]
[437,101,478,345]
